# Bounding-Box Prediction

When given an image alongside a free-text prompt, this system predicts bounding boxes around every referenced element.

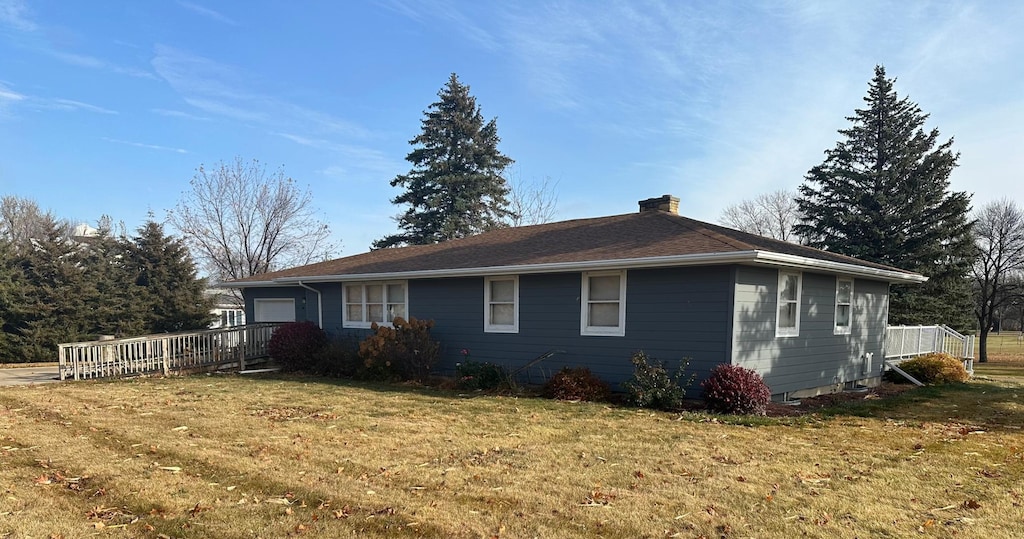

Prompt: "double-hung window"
[581,270,626,336]
[775,271,802,337]
[343,281,407,328]
[484,276,519,333]
[834,277,853,335]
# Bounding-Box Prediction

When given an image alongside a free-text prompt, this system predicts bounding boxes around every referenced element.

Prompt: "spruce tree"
[128,220,213,333]
[374,73,515,249]
[794,66,974,329]
[0,240,18,361]
[4,222,93,361]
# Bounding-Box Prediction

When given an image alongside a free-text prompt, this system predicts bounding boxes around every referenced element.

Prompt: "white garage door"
[253,298,296,322]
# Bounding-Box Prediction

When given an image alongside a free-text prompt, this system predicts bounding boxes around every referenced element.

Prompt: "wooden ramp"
[58,323,282,381]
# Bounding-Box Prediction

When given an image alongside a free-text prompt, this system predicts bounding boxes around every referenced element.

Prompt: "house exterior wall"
[731,266,889,397]
[409,267,732,388]
[243,266,734,389]
[242,287,311,324]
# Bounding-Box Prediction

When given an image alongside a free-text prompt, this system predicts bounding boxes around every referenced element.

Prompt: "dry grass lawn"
[2,363,1024,538]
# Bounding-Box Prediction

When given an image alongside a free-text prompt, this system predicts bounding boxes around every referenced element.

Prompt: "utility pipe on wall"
[296,281,323,328]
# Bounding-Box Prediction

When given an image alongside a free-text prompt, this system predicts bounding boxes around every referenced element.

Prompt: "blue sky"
[1,1,1022,255]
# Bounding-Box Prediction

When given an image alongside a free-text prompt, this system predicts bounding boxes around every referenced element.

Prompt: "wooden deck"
[58,323,282,381]
[885,324,975,374]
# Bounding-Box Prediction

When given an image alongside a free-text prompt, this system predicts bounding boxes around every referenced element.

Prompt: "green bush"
[886,353,969,384]
[456,359,507,390]
[701,364,771,415]
[310,336,361,378]
[267,321,329,372]
[621,351,694,411]
[543,367,611,402]
[357,317,441,381]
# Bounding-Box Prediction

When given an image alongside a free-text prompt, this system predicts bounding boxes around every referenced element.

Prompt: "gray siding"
[731,266,889,396]
[243,287,311,323]
[411,267,732,388]
[242,267,733,389]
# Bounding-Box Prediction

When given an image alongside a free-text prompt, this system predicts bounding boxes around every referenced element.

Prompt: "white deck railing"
[58,323,282,381]
[884,325,975,374]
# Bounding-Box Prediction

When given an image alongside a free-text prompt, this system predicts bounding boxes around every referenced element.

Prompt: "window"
[775,271,801,337]
[834,277,853,335]
[343,281,407,328]
[484,276,519,333]
[581,270,626,336]
[254,298,296,323]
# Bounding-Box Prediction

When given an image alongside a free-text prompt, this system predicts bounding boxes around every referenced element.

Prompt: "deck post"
[58,344,67,381]
[161,337,170,376]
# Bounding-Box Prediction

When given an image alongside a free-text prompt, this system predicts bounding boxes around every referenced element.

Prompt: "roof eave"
[225,249,925,287]
[751,251,927,284]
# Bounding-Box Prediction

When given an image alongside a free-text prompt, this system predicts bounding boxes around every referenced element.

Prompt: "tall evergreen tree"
[794,66,974,329]
[0,240,18,360]
[127,220,213,333]
[374,73,515,249]
[3,222,93,361]
[79,230,146,337]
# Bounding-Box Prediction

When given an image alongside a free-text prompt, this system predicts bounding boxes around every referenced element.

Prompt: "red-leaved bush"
[267,321,329,372]
[701,364,771,415]
[543,367,611,402]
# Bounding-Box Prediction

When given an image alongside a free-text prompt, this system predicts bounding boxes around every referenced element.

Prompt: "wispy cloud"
[383,0,497,50]
[0,82,25,102]
[183,96,267,123]
[0,83,119,116]
[0,0,37,32]
[152,45,371,136]
[41,98,118,114]
[177,1,239,26]
[152,108,210,121]
[48,50,157,79]
[102,137,188,154]
[0,1,156,80]
[278,132,402,176]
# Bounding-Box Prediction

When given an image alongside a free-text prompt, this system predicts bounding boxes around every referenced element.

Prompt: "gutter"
[296,281,323,329]
[226,249,926,288]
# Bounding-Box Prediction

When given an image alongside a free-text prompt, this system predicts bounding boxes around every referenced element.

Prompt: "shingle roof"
[229,210,922,284]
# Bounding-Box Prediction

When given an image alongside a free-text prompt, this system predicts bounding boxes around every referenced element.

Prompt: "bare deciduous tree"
[506,176,559,227]
[168,157,338,285]
[0,195,72,248]
[972,198,1024,362]
[719,189,801,242]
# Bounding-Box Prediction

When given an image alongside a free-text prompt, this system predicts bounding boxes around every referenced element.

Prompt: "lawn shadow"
[814,378,1024,432]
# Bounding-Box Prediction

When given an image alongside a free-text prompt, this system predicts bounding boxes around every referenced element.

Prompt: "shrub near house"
[887,353,969,384]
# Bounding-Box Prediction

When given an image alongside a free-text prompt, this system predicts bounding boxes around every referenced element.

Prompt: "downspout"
[296,281,323,329]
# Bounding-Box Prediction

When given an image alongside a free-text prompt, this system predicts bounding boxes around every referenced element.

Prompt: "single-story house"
[227,195,925,400]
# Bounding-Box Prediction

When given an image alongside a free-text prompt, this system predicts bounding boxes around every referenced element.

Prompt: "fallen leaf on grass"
[962,499,981,510]
[266,497,292,505]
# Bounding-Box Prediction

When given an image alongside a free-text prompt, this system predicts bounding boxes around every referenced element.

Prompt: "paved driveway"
[0,366,60,386]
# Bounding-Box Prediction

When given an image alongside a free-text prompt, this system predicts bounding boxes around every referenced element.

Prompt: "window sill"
[484,325,519,334]
[581,327,625,337]
[343,322,392,330]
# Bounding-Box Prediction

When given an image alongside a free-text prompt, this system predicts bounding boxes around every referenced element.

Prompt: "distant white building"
[72,223,99,238]
[207,289,246,329]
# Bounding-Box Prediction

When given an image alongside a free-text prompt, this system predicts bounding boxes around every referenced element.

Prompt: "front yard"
[1,361,1023,538]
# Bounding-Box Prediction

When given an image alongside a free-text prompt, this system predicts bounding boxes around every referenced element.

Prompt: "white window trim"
[484,275,519,333]
[834,276,854,335]
[580,270,627,337]
[342,281,409,329]
[775,270,802,338]
[253,298,296,323]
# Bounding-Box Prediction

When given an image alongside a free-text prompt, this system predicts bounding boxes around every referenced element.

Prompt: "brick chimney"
[638,195,679,215]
